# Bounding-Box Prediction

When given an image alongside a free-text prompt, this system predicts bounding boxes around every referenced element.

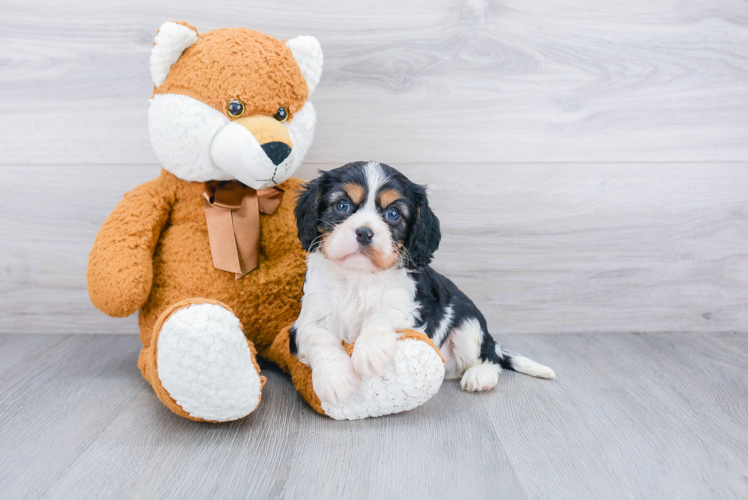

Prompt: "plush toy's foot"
[138,298,265,422]
[264,327,445,420]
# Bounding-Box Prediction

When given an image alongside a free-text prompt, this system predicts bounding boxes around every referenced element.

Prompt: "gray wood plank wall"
[1,0,747,334]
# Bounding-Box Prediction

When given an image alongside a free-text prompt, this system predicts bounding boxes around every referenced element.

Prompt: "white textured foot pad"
[157,303,262,422]
[322,338,445,420]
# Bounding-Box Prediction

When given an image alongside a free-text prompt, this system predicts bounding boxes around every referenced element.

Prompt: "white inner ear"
[150,22,198,88]
[286,36,324,96]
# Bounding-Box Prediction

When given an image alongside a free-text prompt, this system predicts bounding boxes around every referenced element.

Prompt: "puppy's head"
[295,161,440,272]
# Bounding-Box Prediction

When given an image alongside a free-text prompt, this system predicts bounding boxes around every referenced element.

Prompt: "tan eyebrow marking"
[342,183,365,204]
[378,188,402,208]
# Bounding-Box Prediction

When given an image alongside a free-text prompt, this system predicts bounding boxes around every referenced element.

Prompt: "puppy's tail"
[497,346,556,380]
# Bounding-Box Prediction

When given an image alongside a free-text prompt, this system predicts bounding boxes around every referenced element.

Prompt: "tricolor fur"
[291,161,555,406]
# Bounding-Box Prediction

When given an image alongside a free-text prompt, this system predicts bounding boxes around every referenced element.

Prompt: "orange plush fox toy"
[87,22,445,422]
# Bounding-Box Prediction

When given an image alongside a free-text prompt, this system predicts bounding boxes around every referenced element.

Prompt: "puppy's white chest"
[304,254,418,343]
[325,276,382,343]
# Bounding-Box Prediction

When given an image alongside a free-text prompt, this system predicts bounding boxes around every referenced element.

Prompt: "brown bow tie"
[203,180,285,279]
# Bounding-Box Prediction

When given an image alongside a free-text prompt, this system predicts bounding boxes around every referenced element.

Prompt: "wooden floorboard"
[45,371,305,500]
[0,333,746,500]
[491,333,748,499]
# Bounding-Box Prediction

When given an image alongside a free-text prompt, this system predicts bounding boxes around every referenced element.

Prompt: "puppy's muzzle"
[355,226,374,246]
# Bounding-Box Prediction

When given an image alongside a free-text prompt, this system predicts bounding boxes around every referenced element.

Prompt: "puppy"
[291,161,555,405]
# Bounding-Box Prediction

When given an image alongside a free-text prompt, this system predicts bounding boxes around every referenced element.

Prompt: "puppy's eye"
[336,199,351,212]
[273,107,288,122]
[228,100,245,117]
[385,207,400,221]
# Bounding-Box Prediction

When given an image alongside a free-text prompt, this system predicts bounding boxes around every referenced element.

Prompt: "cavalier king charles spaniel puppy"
[290,161,555,405]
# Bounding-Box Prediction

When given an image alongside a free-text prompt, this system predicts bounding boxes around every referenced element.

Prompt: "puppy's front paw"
[351,331,399,379]
[312,354,360,406]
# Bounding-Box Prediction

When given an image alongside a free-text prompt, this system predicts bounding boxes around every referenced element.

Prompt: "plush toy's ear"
[286,36,324,96]
[405,185,441,269]
[294,175,325,251]
[150,21,199,88]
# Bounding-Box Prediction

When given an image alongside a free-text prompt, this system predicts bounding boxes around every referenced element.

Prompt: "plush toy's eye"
[385,207,400,221]
[227,100,245,117]
[336,199,351,213]
[273,107,288,122]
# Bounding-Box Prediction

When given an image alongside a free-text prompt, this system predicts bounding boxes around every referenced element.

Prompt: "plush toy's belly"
[138,182,306,354]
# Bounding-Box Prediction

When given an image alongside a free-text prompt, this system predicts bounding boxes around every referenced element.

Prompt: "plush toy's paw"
[322,332,446,420]
[312,352,361,406]
[350,330,399,379]
[264,327,446,421]
[154,300,264,422]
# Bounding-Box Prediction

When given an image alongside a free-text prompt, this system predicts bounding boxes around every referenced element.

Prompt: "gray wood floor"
[1,333,746,500]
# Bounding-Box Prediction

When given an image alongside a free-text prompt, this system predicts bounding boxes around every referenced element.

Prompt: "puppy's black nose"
[261,142,292,166]
[355,227,374,246]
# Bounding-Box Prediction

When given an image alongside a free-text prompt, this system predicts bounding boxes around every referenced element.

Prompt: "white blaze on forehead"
[363,161,387,211]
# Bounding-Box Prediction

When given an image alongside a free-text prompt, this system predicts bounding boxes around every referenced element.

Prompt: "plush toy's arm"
[87,176,176,317]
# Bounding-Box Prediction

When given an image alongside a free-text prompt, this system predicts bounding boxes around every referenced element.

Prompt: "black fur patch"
[294,176,324,251]
[403,185,440,268]
[288,325,298,355]
[413,266,516,372]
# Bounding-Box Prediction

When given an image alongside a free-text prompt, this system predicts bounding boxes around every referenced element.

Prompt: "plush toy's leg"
[263,326,446,420]
[138,298,266,422]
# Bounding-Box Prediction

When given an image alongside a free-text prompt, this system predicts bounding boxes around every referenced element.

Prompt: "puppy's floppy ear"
[295,175,325,251]
[405,185,441,268]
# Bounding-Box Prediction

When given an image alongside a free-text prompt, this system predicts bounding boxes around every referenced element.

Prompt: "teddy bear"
[87,22,445,422]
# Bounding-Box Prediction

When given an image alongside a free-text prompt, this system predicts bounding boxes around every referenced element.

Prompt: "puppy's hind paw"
[351,331,399,379]
[460,362,502,392]
[312,356,361,406]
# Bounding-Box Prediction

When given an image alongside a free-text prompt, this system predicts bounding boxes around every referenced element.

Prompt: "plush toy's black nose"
[355,227,374,246]
[261,142,292,166]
